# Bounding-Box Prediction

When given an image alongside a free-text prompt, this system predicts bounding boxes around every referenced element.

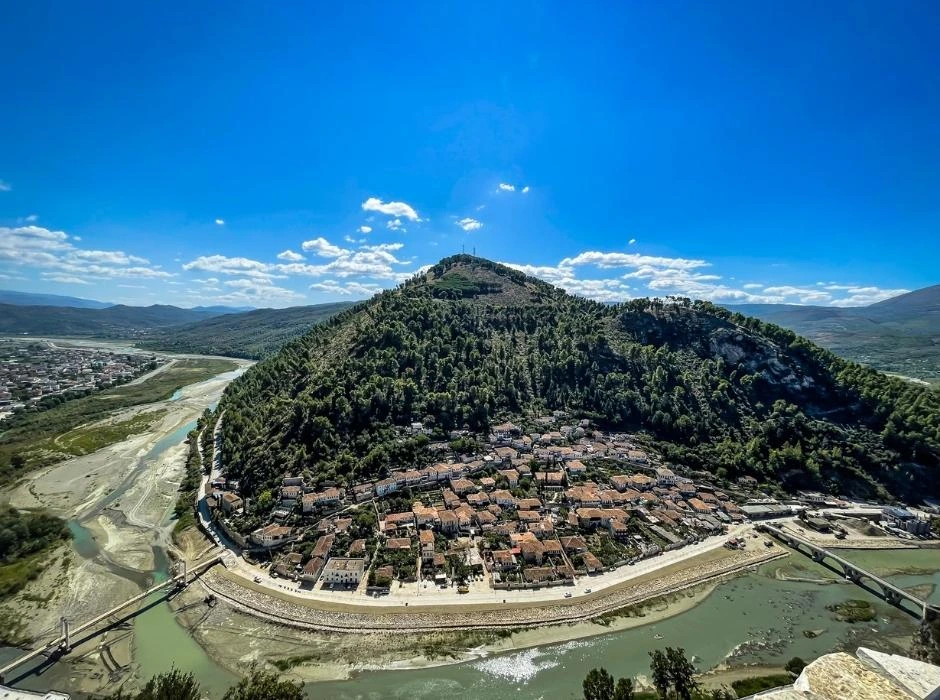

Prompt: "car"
[584,588,592,593]
[253,576,262,583]
[564,592,573,598]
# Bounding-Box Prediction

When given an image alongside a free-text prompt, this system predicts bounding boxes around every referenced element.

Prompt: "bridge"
[759,523,934,619]
[0,555,222,684]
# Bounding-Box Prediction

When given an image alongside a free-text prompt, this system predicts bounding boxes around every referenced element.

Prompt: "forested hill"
[138,302,356,359]
[219,255,940,504]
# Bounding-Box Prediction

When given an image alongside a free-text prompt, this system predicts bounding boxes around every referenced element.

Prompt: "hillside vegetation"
[138,302,356,359]
[219,256,939,504]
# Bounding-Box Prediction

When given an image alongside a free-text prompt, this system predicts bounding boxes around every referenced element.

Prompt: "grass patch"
[271,653,320,671]
[43,409,166,457]
[0,358,237,483]
[826,598,876,623]
[731,673,794,695]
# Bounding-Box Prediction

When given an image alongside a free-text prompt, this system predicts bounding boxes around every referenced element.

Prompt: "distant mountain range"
[0,288,354,358]
[0,289,254,315]
[137,303,358,358]
[725,284,940,381]
[0,289,113,309]
[0,303,226,337]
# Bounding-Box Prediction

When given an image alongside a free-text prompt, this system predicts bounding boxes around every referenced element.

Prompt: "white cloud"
[41,273,89,285]
[498,183,516,192]
[457,217,483,232]
[828,286,910,306]
[360,242,405,252]
[386,218,405,232]
[628,238,636,245]
[501,250,905,306]
[502,263,574,284]
[215,219,225,225]
[521,186,530,194]
[762,285,834,304]
[277,249,305,262]
[362,197,421,221]
[72,249,149,265]
[0,180,10,192]
[72,236,81,241]
[561,251,710,271]
[0,225,174,281]
[182,255,277,279]
[309,280,383,297]
[358,225,372,234]
[301,237,350,258]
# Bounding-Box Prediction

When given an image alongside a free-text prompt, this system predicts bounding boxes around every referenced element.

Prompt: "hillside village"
[0,339,161,420]
[206,413,765,594]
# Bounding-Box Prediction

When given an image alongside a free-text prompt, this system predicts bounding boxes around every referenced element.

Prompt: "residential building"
[321,557,366,586]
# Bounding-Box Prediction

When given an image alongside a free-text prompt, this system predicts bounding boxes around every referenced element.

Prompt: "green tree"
[666,647,699,700]
[221,669,304,700]
[583,667,614,700]
[105,669,201,700]
[649,649,671,698]
[613,676,634,700]
[785,656,807,675]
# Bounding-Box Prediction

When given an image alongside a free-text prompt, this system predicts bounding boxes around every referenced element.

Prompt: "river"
[11,544,935,699]
[306,548,940,699]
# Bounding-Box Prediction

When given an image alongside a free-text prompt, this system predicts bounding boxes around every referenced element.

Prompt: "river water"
[307,549,940,700]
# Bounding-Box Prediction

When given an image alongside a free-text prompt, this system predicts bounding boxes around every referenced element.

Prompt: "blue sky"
[1,1,938,308]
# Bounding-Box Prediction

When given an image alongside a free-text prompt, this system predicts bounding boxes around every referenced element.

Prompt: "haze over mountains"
[727,284,940,382]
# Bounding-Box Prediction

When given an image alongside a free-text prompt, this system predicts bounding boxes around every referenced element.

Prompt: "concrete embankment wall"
[194,548,788,635]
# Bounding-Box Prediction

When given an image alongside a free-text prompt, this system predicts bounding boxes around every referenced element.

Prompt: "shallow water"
[308,549,940,700]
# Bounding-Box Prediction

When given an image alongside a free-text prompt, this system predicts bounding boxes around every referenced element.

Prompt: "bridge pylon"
[60,617,71,653]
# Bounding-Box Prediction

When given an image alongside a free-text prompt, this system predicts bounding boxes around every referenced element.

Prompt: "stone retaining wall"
[196,548,787,634]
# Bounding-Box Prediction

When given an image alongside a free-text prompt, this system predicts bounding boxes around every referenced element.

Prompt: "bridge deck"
[0,556,221,682]
[762,524,925,607]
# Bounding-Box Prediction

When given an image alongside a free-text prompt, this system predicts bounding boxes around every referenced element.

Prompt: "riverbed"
[0,356,249,697]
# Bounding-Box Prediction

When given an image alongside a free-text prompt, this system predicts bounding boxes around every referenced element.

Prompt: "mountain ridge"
[725,285,940,381]
[138,302,357,358]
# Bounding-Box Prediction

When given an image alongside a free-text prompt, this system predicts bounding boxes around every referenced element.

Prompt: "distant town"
[0,339,162,420]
